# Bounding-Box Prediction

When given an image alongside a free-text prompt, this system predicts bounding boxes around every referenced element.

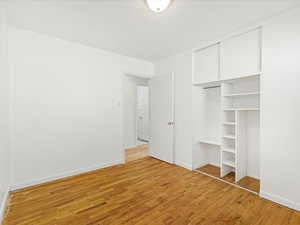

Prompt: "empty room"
[0,0,300,224]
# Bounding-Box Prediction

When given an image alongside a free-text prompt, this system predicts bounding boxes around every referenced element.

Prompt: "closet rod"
[203,85,220,89]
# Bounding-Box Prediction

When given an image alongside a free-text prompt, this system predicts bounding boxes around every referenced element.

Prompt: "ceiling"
[7,0,299,62]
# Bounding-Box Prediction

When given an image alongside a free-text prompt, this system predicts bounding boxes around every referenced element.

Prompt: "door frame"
[122,72,151,163]
[122,72,175,164]
[136,85,149,144]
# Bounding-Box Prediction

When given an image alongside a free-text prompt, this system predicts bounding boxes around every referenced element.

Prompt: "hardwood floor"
[237,176,260,193]
[125,144,148,163]
[3,157,300,225]
[196,164,260,193]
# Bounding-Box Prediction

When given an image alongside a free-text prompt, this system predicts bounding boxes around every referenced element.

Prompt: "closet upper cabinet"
[220,29,261,79]
[193,44,219,84]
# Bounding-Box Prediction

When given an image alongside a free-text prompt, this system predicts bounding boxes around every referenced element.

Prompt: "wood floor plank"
[125,144,148,163]
[197,164,260,193]
[237,176,260,193]
[2,157,299,225]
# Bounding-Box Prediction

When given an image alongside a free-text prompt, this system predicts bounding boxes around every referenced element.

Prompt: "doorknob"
[168,122,174,125]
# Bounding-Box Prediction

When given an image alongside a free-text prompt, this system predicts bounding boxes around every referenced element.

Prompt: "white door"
[137,86,149,142]
[149,74,174,164]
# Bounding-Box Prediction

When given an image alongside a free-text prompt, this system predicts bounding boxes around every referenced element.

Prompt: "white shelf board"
[223,92,260,97]
[223,160,236,168]
[223,148,235,154]
[193,72,261,87]
[223,135,235,140]
[223,122,236,126]
[199,138,221,146]
[223,108,259,111]
[193,79,220,87]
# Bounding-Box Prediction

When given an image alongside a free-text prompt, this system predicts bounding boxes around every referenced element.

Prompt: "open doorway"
[136,85,149,144]
[123,74,150,163]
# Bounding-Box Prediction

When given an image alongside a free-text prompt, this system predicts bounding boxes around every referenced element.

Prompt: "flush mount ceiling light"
[146,0,171,13]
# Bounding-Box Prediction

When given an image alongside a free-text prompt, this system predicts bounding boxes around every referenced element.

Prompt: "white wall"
[154,52,193,170]
[123,75,149,149]
[8,26,153,189]
[0,4,10,221]
[261,7,300,211]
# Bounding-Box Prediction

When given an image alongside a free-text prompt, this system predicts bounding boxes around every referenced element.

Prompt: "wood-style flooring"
[125,144,148,163]
[3,157,300,225]
[196,164,260,193]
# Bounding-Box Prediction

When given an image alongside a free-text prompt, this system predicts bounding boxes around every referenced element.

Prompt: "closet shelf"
[199,139,221,146]
[193,72,261,87]
[223,92,260,97]
[223,148,235,154]
[223,135,235,140]
[223,108,259,111]
[223,122,236,126]
[223,160,235,168]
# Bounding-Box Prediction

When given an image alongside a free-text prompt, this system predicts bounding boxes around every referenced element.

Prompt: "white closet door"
[220,29,261,78]
[194,44,219,83]
[149,74,174,164]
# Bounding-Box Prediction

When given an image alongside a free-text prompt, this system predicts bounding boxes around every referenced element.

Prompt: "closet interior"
[192,27,261,193]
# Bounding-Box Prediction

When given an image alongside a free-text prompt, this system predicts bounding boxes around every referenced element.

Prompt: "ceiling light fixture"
[146,0,171,13]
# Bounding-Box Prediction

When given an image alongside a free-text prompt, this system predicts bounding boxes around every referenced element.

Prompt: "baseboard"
[247,170,260,180]
[0,188,10,224]
[149,153,174,165]
[260,191,300,212]
[125,142,148,150]
[248,174,260,180]
[149,153,192,171]
[149,153,165,163]
[175,160,193,171]
[192,161,208,170]
[124,144,137,149]
[209,162,220,168]
[10,160,123,191]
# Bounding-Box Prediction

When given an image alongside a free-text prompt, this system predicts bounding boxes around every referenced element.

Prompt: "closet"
[192,28,261,193]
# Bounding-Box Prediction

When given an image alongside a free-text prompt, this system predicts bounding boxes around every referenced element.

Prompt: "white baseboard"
[0,188,10,224]
[247,170,260,180]
[209,162,220,168]
[10,160,123,191]
[149,152,159,159]
[192,161,208,170]
[124,144,137,149]
[149,153,192,171]
[150,153,177,165]
[260,191,300,212]
[175,160,193,171]
[149,153,167,163]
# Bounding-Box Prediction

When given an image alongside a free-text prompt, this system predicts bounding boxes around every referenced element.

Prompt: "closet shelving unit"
[192,27,261,193]
[194,74,261,193]
[220,75,260,183]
